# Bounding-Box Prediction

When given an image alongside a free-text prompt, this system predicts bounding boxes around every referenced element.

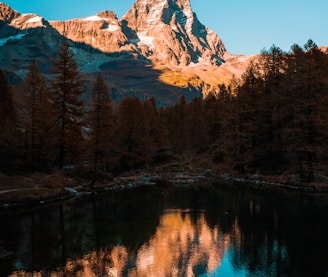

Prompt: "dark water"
[0,183,328,277]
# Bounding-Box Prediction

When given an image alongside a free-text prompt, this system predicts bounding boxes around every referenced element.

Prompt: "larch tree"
[51,41,85,169]
[186,97,207,151]
[116,96,149,170]
[204,91,220,144]
[142,98,169,162]
[286,40,328,181]
[167,95,188,154]
[22,60,53,168]
[260,45,287,149]
[215,84,235,162]
[233,62,261,165]
[87,73,114,180]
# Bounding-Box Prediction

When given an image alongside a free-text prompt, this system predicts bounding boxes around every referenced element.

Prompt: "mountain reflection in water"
[133,209,230,276]
[8,209,232,276]
[2,185,328,277]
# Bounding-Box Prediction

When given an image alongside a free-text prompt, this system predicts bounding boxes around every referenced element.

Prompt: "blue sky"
[3,0,328,55]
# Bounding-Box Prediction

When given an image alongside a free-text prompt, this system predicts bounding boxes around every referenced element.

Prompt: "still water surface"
[0,183,328,277]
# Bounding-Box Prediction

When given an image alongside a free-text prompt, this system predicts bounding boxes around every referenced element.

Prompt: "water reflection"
[1,185,328,277]
[132,209,230,276]
[7,209,231,277]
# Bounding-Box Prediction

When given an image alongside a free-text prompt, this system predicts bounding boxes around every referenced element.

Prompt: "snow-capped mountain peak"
[121,0,226,66]
[0,3,47,28]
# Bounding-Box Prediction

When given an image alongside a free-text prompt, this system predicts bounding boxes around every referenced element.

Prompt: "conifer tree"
[52,41,85,169]
[204,91,220,144]
[142,98,169,162]
[168,95,188,153]
[87,73,114,179]
[186,97,207,151]
[285,40,328,181]
[234,63,261,164]
[261,45,286,145]
[22,60,53,167]
[215,84,235,161]
[116,96,149,170]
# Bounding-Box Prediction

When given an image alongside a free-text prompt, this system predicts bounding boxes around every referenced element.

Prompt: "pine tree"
[87,73,114,179]
[52,41,85,169]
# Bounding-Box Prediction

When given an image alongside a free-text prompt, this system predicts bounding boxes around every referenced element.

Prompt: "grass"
[0,171,79,205]
[0,188,64,202]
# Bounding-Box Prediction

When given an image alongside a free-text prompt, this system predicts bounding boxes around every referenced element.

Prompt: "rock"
[204,169,212,178]
[64,187,82,197]
[121,0,226,66]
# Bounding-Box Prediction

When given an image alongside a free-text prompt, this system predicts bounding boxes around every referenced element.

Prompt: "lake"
[0,183,328,277]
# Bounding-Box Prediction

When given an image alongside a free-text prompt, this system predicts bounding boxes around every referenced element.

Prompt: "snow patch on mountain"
[106,24,119,32]
[83,15,105,22]
[70,46,115,73]
[8,12,47,28]
[26,15,43,23]
[138,33,154,48]
[0,33,26,46]
[145,2,166,25]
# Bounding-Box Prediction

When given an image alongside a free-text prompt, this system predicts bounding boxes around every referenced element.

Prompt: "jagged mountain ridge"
[120,0,226,66]
[49,0,226,66]
[0,0,251,105]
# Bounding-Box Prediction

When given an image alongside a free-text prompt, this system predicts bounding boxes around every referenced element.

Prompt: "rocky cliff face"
[121,0,226,66]
[0,3,49,30]
[49,11,132,53]
[0,2,19,22]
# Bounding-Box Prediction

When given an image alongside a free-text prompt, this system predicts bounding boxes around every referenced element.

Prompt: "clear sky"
[3,0,328,55]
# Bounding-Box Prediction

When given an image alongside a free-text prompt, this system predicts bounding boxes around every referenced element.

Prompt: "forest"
[1,39,328,183]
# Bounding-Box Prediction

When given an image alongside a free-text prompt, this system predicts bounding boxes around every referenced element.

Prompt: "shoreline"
[219,174,328,193]
[1,170,328,211]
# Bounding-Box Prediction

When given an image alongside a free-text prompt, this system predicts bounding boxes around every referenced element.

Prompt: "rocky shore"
[222,174,328,193]
[1,167,328,211]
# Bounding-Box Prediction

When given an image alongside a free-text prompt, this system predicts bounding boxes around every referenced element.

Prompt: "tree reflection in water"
[2,185,328,277]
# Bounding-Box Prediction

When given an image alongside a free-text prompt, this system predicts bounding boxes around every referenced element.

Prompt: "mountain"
[0,0,252,105]
[121,0,226,66]
[0,3,67,76]
[49,0,226,67]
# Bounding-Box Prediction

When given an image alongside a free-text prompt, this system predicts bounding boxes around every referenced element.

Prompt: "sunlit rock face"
[0,3,47,29]
[0,2,20,22]
[121,0,226,66]
[48,0,226,67]
[132,210,230,276]
[49,11,131,53]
